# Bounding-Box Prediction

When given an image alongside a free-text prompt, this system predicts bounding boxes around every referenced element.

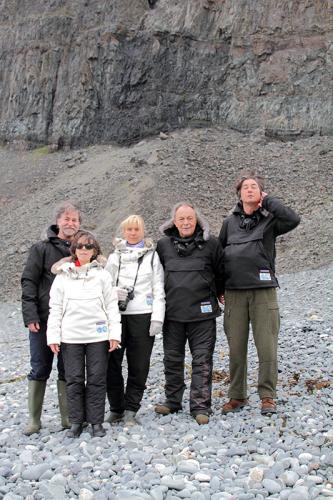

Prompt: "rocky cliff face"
[0,0,332,147]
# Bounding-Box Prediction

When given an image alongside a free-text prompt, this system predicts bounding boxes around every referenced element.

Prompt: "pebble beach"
[0,266,332,500]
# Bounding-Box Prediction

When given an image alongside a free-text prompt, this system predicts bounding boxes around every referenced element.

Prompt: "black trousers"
[61,341,109,424]
[163,319,216,415]
[28,321,65,381]
[107,314,154,413]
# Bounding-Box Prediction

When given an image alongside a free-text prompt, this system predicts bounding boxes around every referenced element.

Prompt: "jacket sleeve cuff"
[47,336,60,345]
[108,323,122,342]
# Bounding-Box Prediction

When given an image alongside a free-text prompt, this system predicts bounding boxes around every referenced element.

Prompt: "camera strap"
[116,254,144,289]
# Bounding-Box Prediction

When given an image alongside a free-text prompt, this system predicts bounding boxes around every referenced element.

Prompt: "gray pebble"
[288,486,310,500]
[21,464,50,481]
[38,483,66,499]
[262,478,282,494]
[160,476,186,490]
[281,470,300,486]
[177,460,200,473]
[2,494,24,500]
[150,486,168,500]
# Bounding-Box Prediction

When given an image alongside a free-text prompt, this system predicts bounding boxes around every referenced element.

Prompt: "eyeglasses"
[76,243,95,250]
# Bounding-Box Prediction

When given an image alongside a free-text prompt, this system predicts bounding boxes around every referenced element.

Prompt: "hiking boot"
[92,424,106,437]
[155,403,181,415]
[106,411,124,424]
[195,414,209,425]
[222,398,248,414]
[123,410,139,426]
[66,423,83,438]
[261,398,277,416]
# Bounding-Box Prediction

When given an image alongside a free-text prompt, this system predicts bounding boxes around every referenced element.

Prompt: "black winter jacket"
[157,225,224,323]
[219,196,300,290]
[21,226,71,326]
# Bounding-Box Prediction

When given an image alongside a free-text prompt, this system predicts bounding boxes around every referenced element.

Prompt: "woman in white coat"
[106,215,165,425]
[47,230,121,438]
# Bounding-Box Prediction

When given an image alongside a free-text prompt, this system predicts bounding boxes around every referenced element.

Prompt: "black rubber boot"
[66,423,83,438]
[57,380,70,429]
[91,424,106,437]
[106,411,124,424]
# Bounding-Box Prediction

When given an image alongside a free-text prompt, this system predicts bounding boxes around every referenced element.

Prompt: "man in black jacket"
[219,173,300,416]
[155,203,224,424]
[21,201,81,435]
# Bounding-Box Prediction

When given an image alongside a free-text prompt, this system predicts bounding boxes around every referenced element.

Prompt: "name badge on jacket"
[259,270,271,281]
[200,301,213,313]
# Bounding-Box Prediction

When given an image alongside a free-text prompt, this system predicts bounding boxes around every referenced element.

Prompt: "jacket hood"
[112,238,155,252]
[46,225,59,240]
[232,201,269,218]
[51,255,107,275]
[42,225,72,247]
[159,214,210,241]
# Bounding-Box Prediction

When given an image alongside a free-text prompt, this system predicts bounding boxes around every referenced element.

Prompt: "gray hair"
[159,201,210,240]
[171,202,203,222]
[54,201,82,223]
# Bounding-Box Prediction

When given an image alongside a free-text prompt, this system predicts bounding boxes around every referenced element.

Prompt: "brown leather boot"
[222,398,248,414]
[195,414,209,425]
[261,398,277,415]
[155,403,181,415]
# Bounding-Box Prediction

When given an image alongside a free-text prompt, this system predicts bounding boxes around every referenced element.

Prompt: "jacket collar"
[232,201,269,218]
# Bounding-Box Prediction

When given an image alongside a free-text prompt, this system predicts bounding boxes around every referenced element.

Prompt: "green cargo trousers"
[224,288,280,399]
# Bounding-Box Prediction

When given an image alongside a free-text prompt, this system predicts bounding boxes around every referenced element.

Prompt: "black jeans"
[61,341,109,424]
[28,321,65,381]
[163,319,216,415]
[107,314,154,413]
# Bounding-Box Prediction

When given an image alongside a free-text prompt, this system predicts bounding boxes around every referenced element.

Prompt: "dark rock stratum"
[0,0,332,147]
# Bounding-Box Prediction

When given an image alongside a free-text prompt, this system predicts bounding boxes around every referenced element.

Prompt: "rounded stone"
[177,460,200,474]
[262,478,282,494]
[281,470,299,486]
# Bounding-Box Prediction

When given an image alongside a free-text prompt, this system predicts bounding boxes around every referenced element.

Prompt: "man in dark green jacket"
[155,202,224,424]
[219,173,300,416]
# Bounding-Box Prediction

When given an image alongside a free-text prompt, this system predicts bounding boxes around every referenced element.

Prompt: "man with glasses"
[219,173,300,416]
[21,201,81,435]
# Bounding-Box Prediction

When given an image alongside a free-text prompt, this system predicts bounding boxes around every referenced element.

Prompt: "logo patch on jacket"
[146,294,153,306]
[96,321,107,333]
[259,270,271,281]
[200,301,213,313]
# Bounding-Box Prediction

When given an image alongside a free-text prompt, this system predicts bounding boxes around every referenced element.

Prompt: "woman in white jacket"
[106,215,165,425]
[47,230,121,438]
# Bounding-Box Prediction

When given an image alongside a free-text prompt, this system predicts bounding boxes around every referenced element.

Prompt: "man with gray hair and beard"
[155,202,224,424]
[21,201,81,435]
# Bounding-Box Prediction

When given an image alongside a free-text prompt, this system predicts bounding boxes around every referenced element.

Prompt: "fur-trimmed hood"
[159,214,210,241]
[111,238,155,257]
[51,255,107,275]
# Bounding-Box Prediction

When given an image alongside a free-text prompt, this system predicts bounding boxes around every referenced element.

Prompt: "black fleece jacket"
[21,226,71,326]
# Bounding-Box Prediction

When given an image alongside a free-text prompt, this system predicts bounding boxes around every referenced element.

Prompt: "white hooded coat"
[46,259,122,345]
[105,239,165,322]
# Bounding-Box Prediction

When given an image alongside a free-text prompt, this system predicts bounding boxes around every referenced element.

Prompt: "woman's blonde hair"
[120,214,145,236]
